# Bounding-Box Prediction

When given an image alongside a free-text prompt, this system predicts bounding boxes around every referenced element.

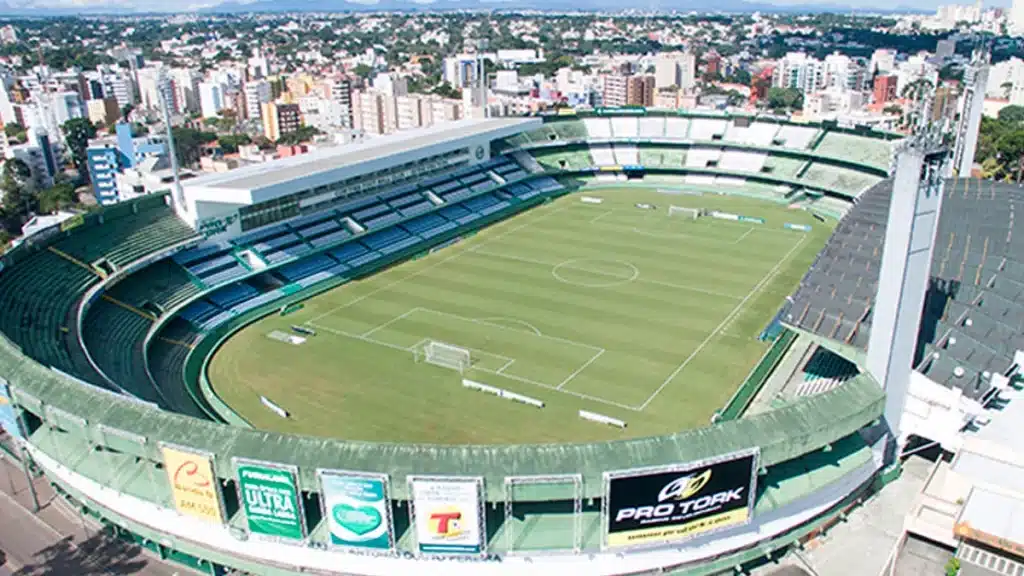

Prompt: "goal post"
[415,340,472,373]
[668,205,700,220]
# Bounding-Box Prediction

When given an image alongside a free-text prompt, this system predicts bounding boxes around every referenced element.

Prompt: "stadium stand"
[610,116,639,138]
[588,144,617,166]
[786,178,1024,402]
[639,116,666,138]
[775,125,818,150]
[612,144,639,166]
[664,117,690,139]
[583,117,612,139]
[801,163,883,198]
[814,131,895,169]
[689,117,729,140]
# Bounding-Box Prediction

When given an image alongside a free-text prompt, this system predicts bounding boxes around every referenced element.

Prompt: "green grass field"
[208,186,832,444]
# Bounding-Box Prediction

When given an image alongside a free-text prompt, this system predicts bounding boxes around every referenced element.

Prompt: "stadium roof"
[184,117,538,193]
[785,178,1024,401]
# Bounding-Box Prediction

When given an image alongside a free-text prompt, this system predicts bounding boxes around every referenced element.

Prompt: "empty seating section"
[775,125,817,150]
[550,121,587,140]
[352,203,392,222]
[589,145,617,166]
[801,163,882,198]
[610,117,638,138]
[686,147,722,168]
[747,123,781,146]
[58,203,198,269]
[723,122,750,142]
[0,250,98,374]
[719,150,767,173]
[233,223,289,248]
[107,259,200,313]
[363,212,403,230]
[146,320,206,417]
[639,147,686,167]
[310,229,351,248]
[287,210,337,232]
[664,118,690,138]
[762,156,806,179]
[298,219,342,239]
[254,232,310,263]
[361,227,410,252]
[689,118,728,140]
[402,213,452,237]
[815,132,893,169]
[81,300,158,403]
[533,149,593,171]
[278,254,337,283]
[207,283,258,309]
[583,118,612,139]
[639,117,666,138]
[188,253,237,277]
[612,145,639,166]
[399,201,434,217]
[439,204,471,221]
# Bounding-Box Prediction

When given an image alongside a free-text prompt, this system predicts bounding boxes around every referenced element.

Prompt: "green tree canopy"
[61,118,97,183]
[37,183,76,214]
[997,105,1024,125]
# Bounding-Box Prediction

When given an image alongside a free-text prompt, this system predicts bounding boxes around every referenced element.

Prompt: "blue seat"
[328,242,369,263]
[278,255,337,283]
[208,283,259,309]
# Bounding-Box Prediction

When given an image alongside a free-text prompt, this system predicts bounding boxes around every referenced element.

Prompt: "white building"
[243,80,272,121]
[443,55,479,89]
[895,53,940,98]
[870,49,897,75]
[773,52,824,94]
[654,52,696,90]
[823,53,865,92]
[986,57,1024,104]
[1014,0,1024,35]
[169,68,202,114]
[50,91,84,126]
[198,82,225,119]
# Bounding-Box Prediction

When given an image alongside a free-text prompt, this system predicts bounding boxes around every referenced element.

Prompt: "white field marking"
[637,235,808,410]
[551,258,639,288]
[360,307,422,338]
[310,321,636,411]
[496,357,516,374]
[589,210,614,224]
[413,307,604,353]
[307,204,573,324]
[732,228,755,244]
[557,348,605,390]
[477,317,542,335]
[470,248,743,300]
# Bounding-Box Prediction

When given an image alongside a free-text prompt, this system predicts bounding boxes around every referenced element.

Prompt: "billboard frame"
[316,469,395,554]
[158,441,227,526]
[504,473,583,554]
[600,447,760,551]
[407,475,487,557]
[232,457,308,543]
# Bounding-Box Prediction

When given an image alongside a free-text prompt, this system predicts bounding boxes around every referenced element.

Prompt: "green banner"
[237,461,305,540]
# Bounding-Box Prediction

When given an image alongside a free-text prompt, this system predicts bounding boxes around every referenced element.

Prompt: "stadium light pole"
[158,74,187,216]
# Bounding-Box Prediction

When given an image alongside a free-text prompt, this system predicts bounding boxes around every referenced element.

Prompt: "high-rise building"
[773,52,824,94]
[443,55,479,89]
[198,82,224,119]
[243,80,272,120]
[626,75,655,106]
[935,38,957,60]
[873,75,899,104]
[169,68,202,114]
[354,90,387,135]
[602,75,628,107]
[50,91,84,126]
[1013,0,1024,35]
[86,98,120,126]
[870,49,897,75]
[823,53,865,92]
[654,52,697,90]
[261,102,301,141]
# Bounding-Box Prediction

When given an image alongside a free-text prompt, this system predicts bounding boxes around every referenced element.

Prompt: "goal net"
[415,341,472,373]
[668,206,700,220]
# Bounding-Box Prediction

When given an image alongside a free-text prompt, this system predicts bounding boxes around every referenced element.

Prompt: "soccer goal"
[414,340,472,373]
[668,206,701,220]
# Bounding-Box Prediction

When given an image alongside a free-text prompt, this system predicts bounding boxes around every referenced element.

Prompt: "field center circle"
[551,259,639,288]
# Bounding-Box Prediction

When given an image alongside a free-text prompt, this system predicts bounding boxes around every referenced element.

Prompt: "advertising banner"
[236,460,305,540]
[604,449,759,549]
[0,381,22,439]
[161,445,224,525]
[410,476,485,555]
[319,471,393,551]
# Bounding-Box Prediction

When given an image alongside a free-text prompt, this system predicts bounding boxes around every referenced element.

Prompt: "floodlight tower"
[866,133,948,449]
[950,49,990,177]
[157,72,187,216]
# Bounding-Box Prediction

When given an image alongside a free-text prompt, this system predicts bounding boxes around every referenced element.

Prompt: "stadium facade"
[0,109,1016,575]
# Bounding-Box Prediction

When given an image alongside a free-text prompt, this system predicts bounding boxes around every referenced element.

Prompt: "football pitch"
[208,186,832,444]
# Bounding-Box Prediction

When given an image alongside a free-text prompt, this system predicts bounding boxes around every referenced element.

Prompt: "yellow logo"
[427,505,467,541]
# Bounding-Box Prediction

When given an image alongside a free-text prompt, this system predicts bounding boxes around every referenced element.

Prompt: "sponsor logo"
[614,467,744,523]
[173,459,212,493]
[658,469,711,502]
[428,505,468,541]
[332,503,383,538]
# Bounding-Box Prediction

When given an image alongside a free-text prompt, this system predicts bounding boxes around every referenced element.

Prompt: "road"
[0,443,200,576]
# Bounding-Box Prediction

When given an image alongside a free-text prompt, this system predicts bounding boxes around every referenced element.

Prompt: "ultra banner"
[319,471,393,550]
[161,445,224,525]
[410,476,485,555]
[236,460,305,540]
[604,449,759,548]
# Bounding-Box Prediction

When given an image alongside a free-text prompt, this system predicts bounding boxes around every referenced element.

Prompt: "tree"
[4,122,26,144]
[61,118,97,183]
[1,158,33,229]
[171,127,217,166]
[766,87,803,112]
[353,64,373,79]
[433,82,462,100]
[121,103,134,122]
[997,105,1024,125]
[218,134,251,154]
[996,129,1024,182]
[37,182,76,213]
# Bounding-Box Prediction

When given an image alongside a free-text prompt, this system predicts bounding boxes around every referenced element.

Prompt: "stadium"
[0,109,1018,575]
